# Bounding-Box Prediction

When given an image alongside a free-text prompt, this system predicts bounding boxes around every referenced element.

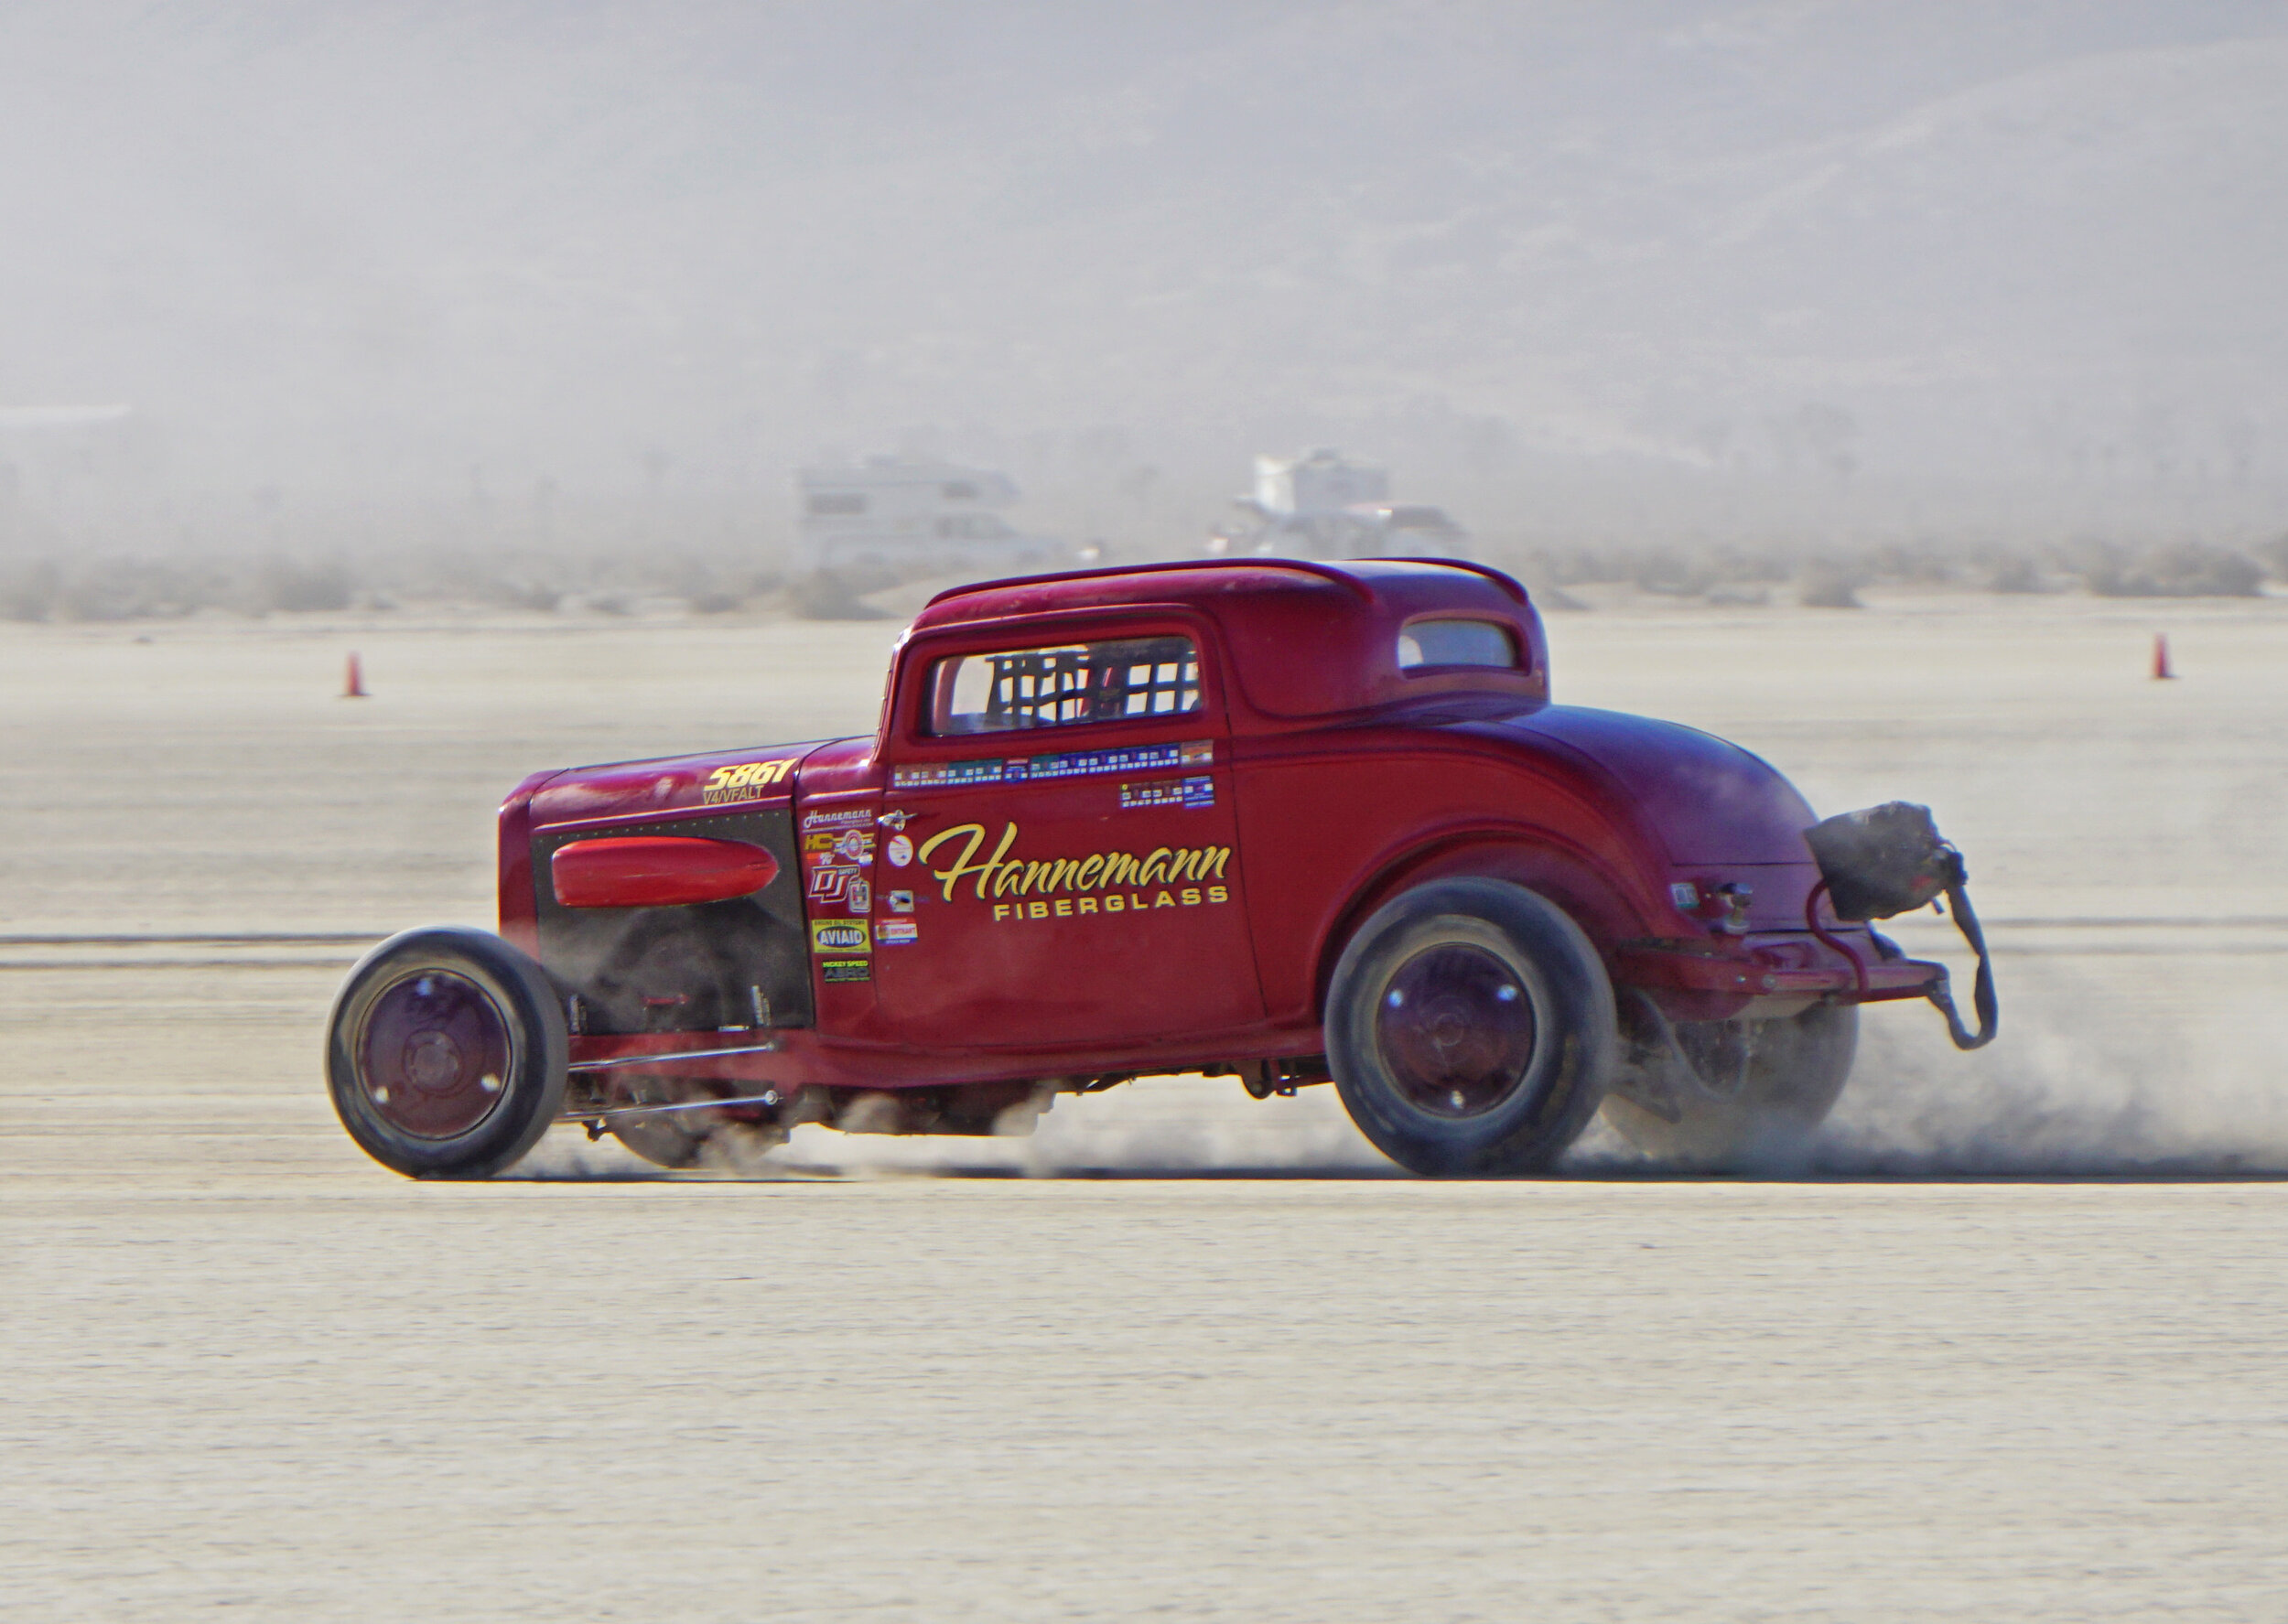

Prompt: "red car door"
[870,617,1264,1050]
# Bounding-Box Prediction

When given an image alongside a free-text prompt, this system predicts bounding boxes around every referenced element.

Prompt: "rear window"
[1398,618,1517,671]
[930,635,1202,735]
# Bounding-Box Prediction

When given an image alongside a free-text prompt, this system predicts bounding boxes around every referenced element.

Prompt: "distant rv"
[1207,448,1469,560]
[796,457,1063,575]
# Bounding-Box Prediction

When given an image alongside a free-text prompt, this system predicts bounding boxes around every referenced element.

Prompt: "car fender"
[1309,828,1657,1022]
[496,768,565,958]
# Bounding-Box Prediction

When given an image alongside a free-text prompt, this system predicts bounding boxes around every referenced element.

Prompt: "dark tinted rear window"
[1397,619,1516,671]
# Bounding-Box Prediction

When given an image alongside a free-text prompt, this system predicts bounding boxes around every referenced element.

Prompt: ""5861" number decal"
[701,758,798,803]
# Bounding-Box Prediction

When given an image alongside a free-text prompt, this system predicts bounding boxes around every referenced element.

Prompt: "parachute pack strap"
[1926,870,1998,1050]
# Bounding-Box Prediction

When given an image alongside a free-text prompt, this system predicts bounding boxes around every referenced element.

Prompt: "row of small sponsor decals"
[700,740,1217,805]
[701,739,1217,806]
[890,738,1213,790]
[804,806,901,984]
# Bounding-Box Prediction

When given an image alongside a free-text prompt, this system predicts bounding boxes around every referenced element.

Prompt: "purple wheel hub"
[359,970,513,1139]
[1374,943,1538,1118]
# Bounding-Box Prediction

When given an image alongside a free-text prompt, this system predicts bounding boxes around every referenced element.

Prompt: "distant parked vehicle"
[1208,449,1471,559]
[796,456,1065,576]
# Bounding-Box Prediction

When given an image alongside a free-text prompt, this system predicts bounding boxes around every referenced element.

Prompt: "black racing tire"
[326,927,568,1179]
[1327,878,1616,1176]
[1603,1002,1858,1167]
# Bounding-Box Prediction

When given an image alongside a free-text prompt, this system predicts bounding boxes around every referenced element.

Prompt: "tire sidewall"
[326,927,569,1178]
[1328,878,1616,1176]
[1603,1002,1859,1167]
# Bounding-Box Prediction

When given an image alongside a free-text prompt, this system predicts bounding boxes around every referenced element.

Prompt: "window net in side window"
[933,636,1202,734]
[1397,618,1518,671]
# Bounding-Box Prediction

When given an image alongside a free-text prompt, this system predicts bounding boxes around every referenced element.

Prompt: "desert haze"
[4,2,2287,554]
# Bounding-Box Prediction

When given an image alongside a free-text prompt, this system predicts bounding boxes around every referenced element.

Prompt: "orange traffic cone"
[344,652,369,698]
[2152,634,2175,681]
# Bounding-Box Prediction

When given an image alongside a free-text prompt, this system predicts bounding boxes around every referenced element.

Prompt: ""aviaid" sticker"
[810,920,870,953]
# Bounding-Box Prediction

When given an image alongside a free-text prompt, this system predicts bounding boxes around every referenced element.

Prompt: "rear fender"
[1311,833,1656,1022]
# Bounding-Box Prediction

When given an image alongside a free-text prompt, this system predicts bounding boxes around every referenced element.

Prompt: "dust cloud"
[512,1080,1394,1182]
[1807,962,2288,1177]
[515,988,2288,1184]
[513,952,2288,1182]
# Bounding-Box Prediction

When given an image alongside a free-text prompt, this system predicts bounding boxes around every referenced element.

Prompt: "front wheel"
[326,927,568,1178]
[1326,879,1615,1176]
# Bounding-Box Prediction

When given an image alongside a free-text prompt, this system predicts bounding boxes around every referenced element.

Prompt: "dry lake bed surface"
[5,588,2286,1619]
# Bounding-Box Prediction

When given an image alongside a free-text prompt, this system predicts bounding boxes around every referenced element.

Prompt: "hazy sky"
[5,1,2286,544]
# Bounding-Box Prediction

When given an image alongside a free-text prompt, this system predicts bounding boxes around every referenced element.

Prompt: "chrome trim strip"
[567,1040,781,1072]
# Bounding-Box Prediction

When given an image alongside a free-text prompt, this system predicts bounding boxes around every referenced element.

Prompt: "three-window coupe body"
[328,559,1988,1178]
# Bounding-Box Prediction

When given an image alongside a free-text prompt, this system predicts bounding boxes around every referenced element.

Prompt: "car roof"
[910,557,1547,720]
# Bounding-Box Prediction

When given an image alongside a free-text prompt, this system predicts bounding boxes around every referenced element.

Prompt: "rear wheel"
[1326,879,1615,1176]
[326,928,567,1178]
[1603,1002,1858,1167]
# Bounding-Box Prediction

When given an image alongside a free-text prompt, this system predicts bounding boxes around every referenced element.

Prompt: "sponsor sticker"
[801,806,875,830]
[991,885,1227,921]
[820,958,871,984]
[885,834,913,868]
[877,918,918,945]
[892,759,1012,790]
[1118,774,1216,811]
[807,865,858,902]
[811,919,870,953]
[1020,741,1200,781]
[804,825,877,907]
[701,758,798,804]
[886,889,915,913]
[913,821,1235,928]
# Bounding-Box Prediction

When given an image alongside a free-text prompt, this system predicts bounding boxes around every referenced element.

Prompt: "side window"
[930,635,1202,736]
[1398,618,1517,672]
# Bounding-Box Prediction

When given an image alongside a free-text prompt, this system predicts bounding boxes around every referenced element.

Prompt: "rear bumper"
[1613,930,1941,1019]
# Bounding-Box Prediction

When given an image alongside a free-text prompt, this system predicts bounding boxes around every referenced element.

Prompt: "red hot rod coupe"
[326,558,1995,1178]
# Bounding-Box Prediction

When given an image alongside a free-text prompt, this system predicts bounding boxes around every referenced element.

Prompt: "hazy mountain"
[3,0,2284,550]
